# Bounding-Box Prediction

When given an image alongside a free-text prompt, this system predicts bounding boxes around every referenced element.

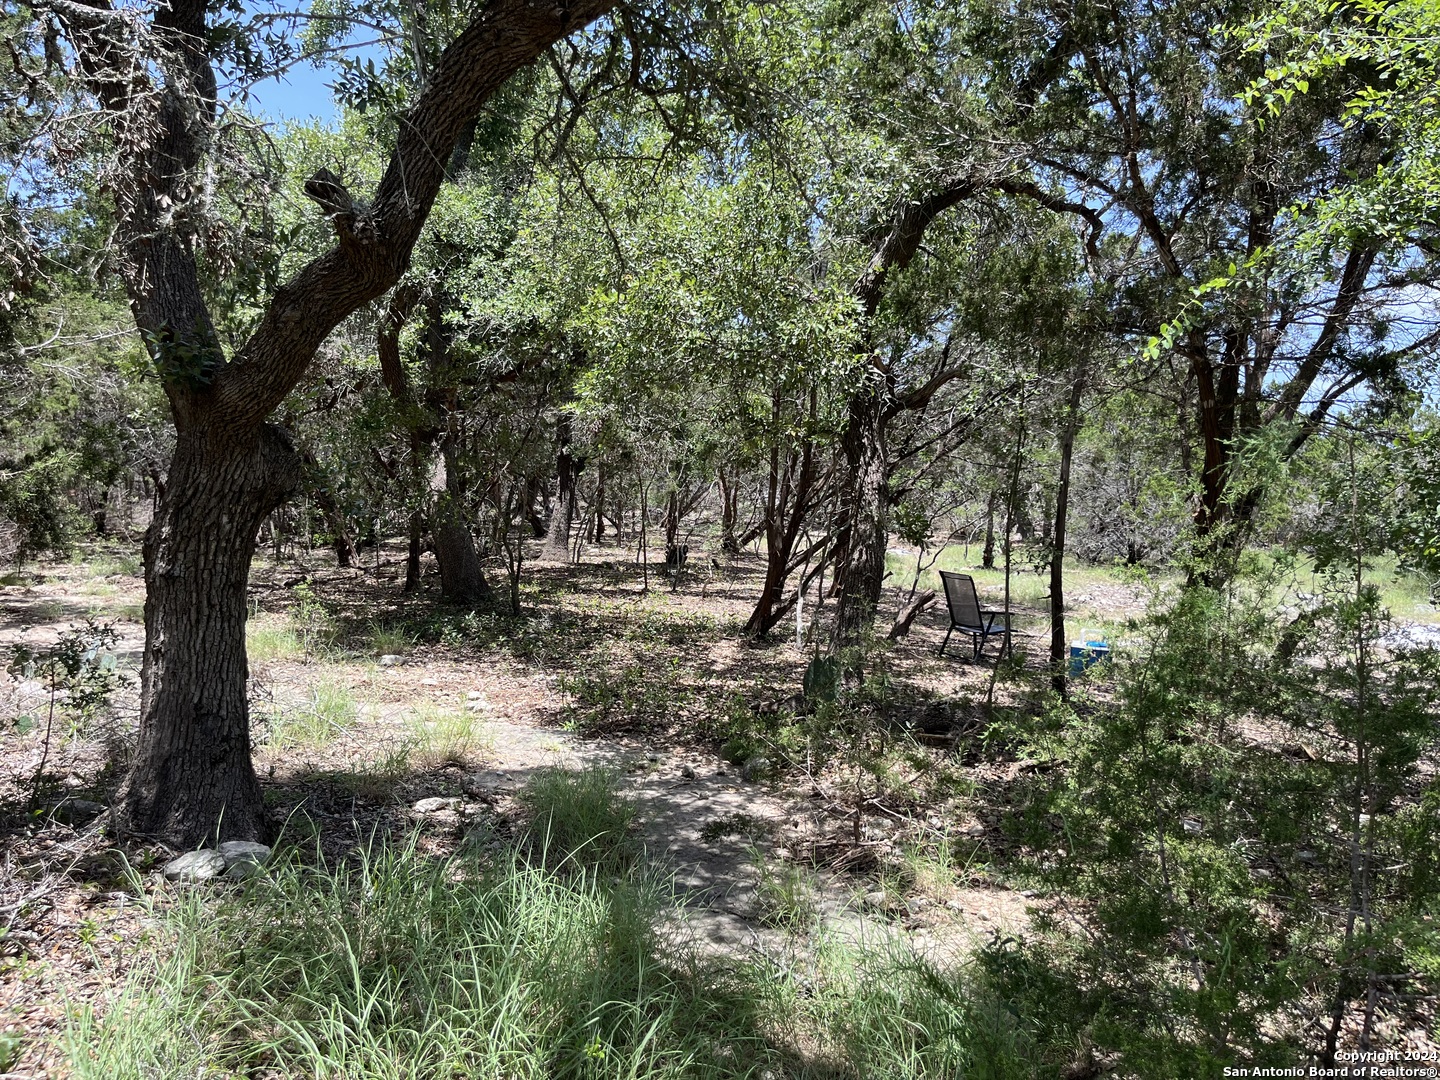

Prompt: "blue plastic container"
[1068,639,1110,677]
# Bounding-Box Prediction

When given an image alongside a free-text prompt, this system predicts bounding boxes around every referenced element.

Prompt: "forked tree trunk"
[832,392,890,650]
[56,0,624,846]
[119,425,299,844]
[719,470,741,555]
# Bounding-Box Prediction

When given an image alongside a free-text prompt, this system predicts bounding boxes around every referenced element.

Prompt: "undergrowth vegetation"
[67,838,1044,1079]
[518,767,639,872]
[989,558,1440,1069]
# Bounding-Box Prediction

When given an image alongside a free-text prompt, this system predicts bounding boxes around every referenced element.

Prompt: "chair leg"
[939,625,954,656]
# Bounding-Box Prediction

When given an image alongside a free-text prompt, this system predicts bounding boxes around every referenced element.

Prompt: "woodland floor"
[0,537,1437,1077]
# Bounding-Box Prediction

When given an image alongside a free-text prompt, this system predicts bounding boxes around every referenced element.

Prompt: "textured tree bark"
[433,433,489,603]
[434,515,488,602]
[54,0,621,844]
[120,425,299,844]
[831,390,890,651]
[542,417,582,560]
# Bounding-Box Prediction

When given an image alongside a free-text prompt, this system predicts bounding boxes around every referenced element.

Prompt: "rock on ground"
[163,849,226,883]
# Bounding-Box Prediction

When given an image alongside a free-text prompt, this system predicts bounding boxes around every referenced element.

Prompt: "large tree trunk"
[433,435,489,603]
[831,392,890,650]
[542,418,582,560]
[434,514,488,602]
[118,426,299,845]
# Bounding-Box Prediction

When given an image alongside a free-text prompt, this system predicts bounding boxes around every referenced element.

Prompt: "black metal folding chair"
[938,571,1010,660]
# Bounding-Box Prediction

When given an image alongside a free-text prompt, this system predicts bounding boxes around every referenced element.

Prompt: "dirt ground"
[0,538,1083,1077]
[10,537,1431,1076]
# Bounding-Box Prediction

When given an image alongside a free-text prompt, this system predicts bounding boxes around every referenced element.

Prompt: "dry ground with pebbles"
[0,538,1138,1077]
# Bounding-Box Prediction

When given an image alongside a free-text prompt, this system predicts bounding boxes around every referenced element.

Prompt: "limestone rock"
[164,850,225,883]
[414,796,461,814]
[378,654,403,667]
[218,840,271,879]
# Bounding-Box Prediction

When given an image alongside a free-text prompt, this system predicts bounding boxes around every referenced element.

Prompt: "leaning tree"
[30,0,619,845]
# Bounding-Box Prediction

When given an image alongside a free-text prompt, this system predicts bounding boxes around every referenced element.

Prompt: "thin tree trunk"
[639,482,649,592]
[719,470,741,554]
[300,447,357,569]
[982,490,997,570]
[1050,371,1086,696]
[744,389,823,638]
[524,477,546,538]
[405,509,423,592]
[593,463,606,542]
[663,485,681,558]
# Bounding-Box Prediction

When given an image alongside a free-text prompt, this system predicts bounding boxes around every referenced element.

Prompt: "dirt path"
[452,709,1031,964]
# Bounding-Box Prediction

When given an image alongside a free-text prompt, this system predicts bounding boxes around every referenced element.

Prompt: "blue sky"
[247,61,340,125]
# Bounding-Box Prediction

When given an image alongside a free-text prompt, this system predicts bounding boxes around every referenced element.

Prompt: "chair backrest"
[939,571,984,628]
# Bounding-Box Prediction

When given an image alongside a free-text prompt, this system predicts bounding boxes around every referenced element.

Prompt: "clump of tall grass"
[750,848,819,931]
[246,619,303,662]
[265,678,357,749]
[798,931,1040,1079]
[366,619,417,656]
[407,702,488,768]
[65,838,1042,1079]
[66,838,770,1079]
[517,766,638,872]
